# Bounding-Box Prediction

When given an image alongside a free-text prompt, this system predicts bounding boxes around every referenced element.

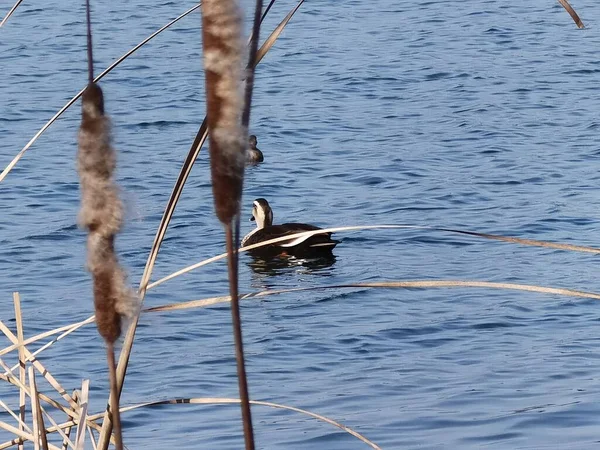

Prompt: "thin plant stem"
[105,344,123,450]
[226,223,254,449]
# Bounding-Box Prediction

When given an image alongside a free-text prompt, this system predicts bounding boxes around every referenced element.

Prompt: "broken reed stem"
[27,367,41,450]
[105,343,123,450]
[225,224,254,449]
[13,293,26,450]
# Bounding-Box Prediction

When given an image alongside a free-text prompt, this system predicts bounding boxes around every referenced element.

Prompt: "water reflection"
[246,253,337,279]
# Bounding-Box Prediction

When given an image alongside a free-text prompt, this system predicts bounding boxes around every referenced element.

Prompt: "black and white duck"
[241,198,338,256]
[246,135,264,165]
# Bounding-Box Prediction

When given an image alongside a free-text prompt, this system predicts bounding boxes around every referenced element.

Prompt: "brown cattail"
[201,0,246,224]
[78,3,136,450]
[201,2,262,450]
[77,83,137,343]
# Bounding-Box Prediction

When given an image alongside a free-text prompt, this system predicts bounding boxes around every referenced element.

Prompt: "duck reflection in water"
[247,253,337,277]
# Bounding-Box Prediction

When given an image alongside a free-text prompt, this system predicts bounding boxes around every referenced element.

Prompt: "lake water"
[2,0,600,448]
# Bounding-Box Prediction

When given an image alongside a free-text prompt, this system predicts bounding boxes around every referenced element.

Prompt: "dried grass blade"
[7,317,94,373]
[40,405,75,450]
[0,422,51,449]
[0,400,31,433]
[105,344,123,450]
[0,321,78,410]
[145,280,600,314]
[13,292,26,450]
[74,380,89,450]
[88,397,381,449]
[261,0,276,22]
[256,0,304,64]
[0,3,201,183]
[0,357,30,394]
[0,316,94,359]
[87,427,97,450]
[61,391,78,450]
[0,357,82,445]
[138,118,208,294]
[28,366,49,450]
[0,0,23,27]
[440,227,600,253]
[0,418,76,450]
[147,224,600,290]
[557,0,584,28]
[28,368,40,450]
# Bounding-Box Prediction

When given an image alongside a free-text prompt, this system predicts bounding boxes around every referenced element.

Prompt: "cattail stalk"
[201,0,262,449]
[77,2,137,449]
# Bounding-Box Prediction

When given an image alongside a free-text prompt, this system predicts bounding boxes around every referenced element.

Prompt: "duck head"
[249,135,258,149]
[250,198,273,229]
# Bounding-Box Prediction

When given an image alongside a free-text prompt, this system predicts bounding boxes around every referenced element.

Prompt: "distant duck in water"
[246,135,263,165]
[241,198,339,256]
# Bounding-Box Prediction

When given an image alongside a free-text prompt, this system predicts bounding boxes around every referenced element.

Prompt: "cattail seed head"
[201,0,246,224]
[77,83,138,344]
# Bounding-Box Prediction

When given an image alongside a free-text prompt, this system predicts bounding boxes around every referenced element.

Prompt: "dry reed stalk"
[87,427,97,450]
[557,0,584,28]
[146,223,600,290]
[12,293,25,450]
[61,424,73,450]
[144,280,600,316]
[104,343,122,450]
[74,380,89,450]
[6,318,94,374]
[28,366,49,450]
[39,405,75,450]
[61,391,78,450]
[0,357,29,395]
[0,416,108,450]
[88,397,381,449]
[28,369,40,450]
[0,0,23,27]
[0,401,31,434]
[0,317,95,359]
[0,353,89,439]
[0,3,200,183]
[0,321,78,409]
[0,422,63,450]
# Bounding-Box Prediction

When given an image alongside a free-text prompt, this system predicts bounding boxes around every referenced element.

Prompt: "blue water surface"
[2,0,600,448]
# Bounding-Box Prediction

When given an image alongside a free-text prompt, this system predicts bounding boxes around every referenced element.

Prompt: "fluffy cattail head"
[77,82,138,344]
[201,0,246,224]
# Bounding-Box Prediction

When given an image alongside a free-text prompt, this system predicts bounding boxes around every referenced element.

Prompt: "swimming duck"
[246,135,264,165]
[241,198,338,256]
